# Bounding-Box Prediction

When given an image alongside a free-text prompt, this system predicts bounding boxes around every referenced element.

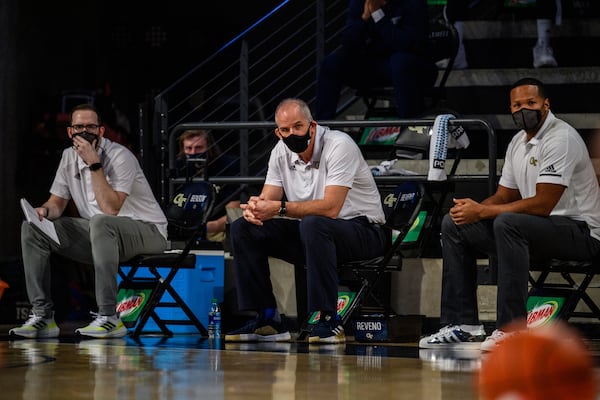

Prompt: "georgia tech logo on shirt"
[529,157,538,166]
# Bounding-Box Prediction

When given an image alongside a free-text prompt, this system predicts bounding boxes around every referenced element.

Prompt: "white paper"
[20,198,60,245]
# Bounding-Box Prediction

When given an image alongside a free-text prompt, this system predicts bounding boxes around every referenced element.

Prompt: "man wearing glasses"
[10,103,168,339]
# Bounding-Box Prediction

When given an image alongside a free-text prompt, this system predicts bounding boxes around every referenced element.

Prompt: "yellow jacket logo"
[173,193,207,207]
[529,157,538,166]
[173,193,186,207]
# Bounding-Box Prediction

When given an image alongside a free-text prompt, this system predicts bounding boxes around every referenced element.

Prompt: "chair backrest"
[393,124,431,160]
[427,17,460,90]
[165,181,216,241]
[379,182,426,263]
[382,181,424,227]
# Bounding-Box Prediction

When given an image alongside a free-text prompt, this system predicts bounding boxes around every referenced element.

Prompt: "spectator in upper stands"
[315,0,437,120]
[177,129,241,241]
[224,98,386,344]
[418,77,600,351]
[443,0,561,69]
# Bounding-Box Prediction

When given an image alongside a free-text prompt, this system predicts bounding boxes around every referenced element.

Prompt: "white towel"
[371,159,419,176]
[428,114,469,181]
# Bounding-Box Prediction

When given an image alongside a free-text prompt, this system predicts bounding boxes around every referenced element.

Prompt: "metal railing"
[141,0,350,197]
[165,118,497,211]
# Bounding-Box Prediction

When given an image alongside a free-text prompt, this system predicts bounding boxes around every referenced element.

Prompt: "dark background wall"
[0,0,281,259]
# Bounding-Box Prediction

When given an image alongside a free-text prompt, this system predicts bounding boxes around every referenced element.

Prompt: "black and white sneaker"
[419,325,486,350]
[9,313,60,338]
[75,312,127,338]
[225,314,291,342]
[308,314,345,344]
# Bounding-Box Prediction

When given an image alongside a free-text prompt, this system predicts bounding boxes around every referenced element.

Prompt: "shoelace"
[88,312,110,327]
[432,325,457,338]
[24,314,44,325]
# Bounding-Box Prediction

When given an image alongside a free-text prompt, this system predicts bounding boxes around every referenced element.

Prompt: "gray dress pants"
[21,214,167,317]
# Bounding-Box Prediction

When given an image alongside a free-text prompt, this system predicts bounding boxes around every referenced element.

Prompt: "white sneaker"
[533,41,557,68]
[9,313,60,338]
[419,324,486,349]
[481,329,514,351]
[75,313,127,338]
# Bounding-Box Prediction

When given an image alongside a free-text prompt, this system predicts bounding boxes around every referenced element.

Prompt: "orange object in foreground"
[477,322,597,400]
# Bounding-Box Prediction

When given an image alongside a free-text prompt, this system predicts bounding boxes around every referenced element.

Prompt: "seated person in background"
[177,129,241,242]
[419,77,600,351]
[316,0,437,120]
[225,98,387,344]
[10,103,168,339]
[444,0,561,69]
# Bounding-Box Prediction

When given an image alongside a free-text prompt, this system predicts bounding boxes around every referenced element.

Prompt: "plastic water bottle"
[208,298,221,338]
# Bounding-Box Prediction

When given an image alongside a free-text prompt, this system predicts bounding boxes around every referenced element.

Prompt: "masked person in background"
[224,98,387,344]
[419,77,600,351]
[11,103,168,339]
[177,129,241,241]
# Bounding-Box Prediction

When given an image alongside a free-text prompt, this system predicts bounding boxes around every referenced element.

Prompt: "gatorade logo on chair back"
[166,182,215,240]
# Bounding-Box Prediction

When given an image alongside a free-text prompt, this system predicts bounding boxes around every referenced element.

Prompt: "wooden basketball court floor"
[1,322,600,400]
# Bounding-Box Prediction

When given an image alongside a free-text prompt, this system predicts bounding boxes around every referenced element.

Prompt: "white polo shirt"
[50,137,168,239]
[265,124,385,224]
[500,111,600,240]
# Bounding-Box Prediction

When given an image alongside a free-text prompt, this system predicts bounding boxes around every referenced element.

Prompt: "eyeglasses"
[70,124,100,132]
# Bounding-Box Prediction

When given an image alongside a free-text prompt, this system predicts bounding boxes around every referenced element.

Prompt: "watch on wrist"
[89,162,103,171]
[278,200,286,217]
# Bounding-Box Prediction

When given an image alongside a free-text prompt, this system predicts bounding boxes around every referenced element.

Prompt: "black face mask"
[512,108,542,132]
[282,124,311,153]
[186,152,207,161]
[73,131,99,146]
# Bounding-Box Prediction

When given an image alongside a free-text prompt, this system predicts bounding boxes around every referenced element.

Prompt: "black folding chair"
[528,256,600,324]
[116,181,216,337]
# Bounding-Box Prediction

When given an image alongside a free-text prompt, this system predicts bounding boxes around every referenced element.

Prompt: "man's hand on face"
[73,133,100,166]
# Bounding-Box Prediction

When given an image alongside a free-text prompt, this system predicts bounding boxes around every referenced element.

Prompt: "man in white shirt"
[10,103,168,339]
[225,98,386,344]
[420,77,600,351]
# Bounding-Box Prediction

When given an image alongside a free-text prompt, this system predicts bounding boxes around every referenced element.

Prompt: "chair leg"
[129,284,173,338]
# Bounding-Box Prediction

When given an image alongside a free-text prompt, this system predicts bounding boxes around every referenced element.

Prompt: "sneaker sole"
[224,333,258,342]
[308,334,345,344]
[75,326,128,338]
[225,332,291,342]
[9,328,60,339]
[419,341,483,351]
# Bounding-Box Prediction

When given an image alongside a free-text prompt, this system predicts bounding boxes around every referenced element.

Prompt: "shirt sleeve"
[323,135,360,188]
[264,143,285,188]
[498,137,517,189]
[49,150,72,199]
[104,147,139,195]
[536,132,578,187]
